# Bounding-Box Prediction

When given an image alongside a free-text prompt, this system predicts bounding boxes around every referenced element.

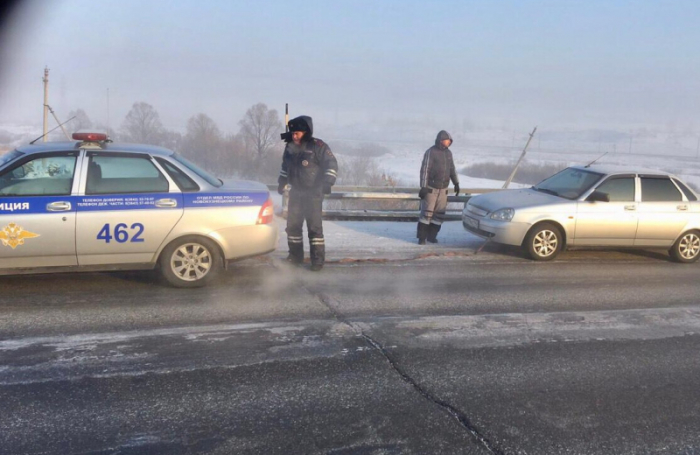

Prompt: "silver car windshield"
[172,153,222,187]
[533,168,604,200]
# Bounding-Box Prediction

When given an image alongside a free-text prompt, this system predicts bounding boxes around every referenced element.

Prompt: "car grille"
[466,203,489,217]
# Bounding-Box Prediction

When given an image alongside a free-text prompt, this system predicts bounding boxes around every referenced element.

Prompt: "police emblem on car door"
[0,151,79,268]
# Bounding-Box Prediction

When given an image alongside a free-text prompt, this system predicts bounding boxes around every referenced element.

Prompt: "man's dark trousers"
[286,187,325,266]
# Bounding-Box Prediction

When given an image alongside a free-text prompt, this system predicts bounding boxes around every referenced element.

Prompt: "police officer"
[418,130,459,244]
[278,116,338,271]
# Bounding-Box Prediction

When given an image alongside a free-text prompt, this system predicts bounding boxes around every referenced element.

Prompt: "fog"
[1,0,700,144]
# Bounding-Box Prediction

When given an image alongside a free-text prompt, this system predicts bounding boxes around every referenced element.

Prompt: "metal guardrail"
[267,185,501,221]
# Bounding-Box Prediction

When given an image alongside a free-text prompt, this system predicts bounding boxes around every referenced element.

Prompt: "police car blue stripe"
[75,194,183,211]
[0,192,268,214]
[0,196,77,214]
[183,192,268,208]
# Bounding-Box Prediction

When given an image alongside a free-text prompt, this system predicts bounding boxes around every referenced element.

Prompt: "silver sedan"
[0,133,278,286]
[462,165,700,262]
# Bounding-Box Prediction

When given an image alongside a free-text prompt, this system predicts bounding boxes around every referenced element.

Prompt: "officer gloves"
[419,187,429,199]
[323,184,332,195]
[454,184,460,196]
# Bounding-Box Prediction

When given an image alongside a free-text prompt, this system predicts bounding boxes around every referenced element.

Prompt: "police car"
[0,132,277,287]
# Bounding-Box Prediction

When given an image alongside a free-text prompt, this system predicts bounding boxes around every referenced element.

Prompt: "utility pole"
[42,66,49,142]
[503,126,537,189]
[629,135,633,154]
[696,136,700,159]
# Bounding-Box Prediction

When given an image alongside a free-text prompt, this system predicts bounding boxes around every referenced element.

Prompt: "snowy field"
[359,132,700,191]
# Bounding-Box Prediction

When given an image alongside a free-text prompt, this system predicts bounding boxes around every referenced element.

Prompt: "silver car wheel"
[170,243,213,282]
[533,229,558,258]
[678,233,700,260]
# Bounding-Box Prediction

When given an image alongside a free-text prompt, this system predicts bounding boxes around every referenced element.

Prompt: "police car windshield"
[0,150,23,168]
[172,154,222,187]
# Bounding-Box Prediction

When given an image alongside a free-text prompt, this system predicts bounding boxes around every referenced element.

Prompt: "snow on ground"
[269,193,484,262]
[272,216,484,262]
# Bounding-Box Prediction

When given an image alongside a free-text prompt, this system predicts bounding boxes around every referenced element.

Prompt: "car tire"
[669,230,700,263]
[524,222,562,261]
[159,236,222,287]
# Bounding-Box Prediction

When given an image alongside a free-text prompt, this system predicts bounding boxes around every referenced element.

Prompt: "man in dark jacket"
[278,116,338,271]
[417,130,460,244]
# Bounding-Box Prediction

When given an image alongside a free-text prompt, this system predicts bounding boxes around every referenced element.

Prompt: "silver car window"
[86,155,169,195]
[172,153,222,187]
[640,177,682,202]
[155,157,200,192]
[595,177,635,202]
[0,153,77,196]
[672,178,698,201]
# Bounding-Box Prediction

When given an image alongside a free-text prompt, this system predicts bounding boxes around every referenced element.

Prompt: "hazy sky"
[1,0,699,135]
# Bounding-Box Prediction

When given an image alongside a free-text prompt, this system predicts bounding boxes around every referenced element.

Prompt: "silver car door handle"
[624,205,636,211]
[155,198,178,208]
[677,205,688,211]
[46,201,72,212]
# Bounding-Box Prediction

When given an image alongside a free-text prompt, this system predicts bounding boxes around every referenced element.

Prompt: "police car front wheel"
[160,236,222,287]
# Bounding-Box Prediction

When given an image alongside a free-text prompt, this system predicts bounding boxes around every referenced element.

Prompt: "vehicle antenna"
[584,152,608,168]
[29,115,76,144]
[285,103,289,132]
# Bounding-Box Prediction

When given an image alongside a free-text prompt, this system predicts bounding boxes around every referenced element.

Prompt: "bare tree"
[181,113,223,171]
[238,103,282,161]
[121,102,164,145]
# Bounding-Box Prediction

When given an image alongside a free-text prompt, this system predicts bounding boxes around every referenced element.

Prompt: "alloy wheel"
[170,243,212,281]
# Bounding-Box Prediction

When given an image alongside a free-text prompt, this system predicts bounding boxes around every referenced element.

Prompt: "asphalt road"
[2,247,700,454]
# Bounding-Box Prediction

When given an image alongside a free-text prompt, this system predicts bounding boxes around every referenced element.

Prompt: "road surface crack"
[307,287,505,455]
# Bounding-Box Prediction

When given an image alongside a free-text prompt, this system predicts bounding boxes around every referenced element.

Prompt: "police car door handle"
[155,198,178,208]
[46,201,72,212]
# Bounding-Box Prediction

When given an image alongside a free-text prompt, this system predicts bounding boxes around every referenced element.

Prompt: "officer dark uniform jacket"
[277,116,338,270]
[417,130,459,244]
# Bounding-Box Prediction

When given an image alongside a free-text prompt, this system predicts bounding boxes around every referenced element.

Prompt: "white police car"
[0,132,277,287]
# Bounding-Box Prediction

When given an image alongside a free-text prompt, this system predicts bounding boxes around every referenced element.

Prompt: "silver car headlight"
[489,208,514,221]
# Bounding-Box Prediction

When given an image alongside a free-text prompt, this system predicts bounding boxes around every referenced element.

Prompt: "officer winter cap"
[288,116,313,135]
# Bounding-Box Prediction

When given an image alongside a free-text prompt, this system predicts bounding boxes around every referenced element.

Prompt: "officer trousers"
[286,187,325,265]
[419,187,448,226]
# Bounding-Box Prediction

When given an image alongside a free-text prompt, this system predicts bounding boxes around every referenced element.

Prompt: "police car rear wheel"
[160,237,221,287]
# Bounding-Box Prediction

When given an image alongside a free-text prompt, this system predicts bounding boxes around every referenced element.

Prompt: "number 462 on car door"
[96,223,145,243]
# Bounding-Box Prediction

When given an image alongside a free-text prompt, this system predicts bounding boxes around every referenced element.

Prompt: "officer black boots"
[427,224,441,243]
[286,240,304,265]
[417,222,428,245]
[310,238,325,271]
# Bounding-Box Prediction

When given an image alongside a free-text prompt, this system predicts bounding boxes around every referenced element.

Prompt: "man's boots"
[427,224,441,243]
[310,238,325,271]
[286,241,304,265]
[417,222,428,245]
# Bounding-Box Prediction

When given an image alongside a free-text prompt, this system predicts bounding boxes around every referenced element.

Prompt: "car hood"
[469,188,565,211]
[219,179,270,193]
